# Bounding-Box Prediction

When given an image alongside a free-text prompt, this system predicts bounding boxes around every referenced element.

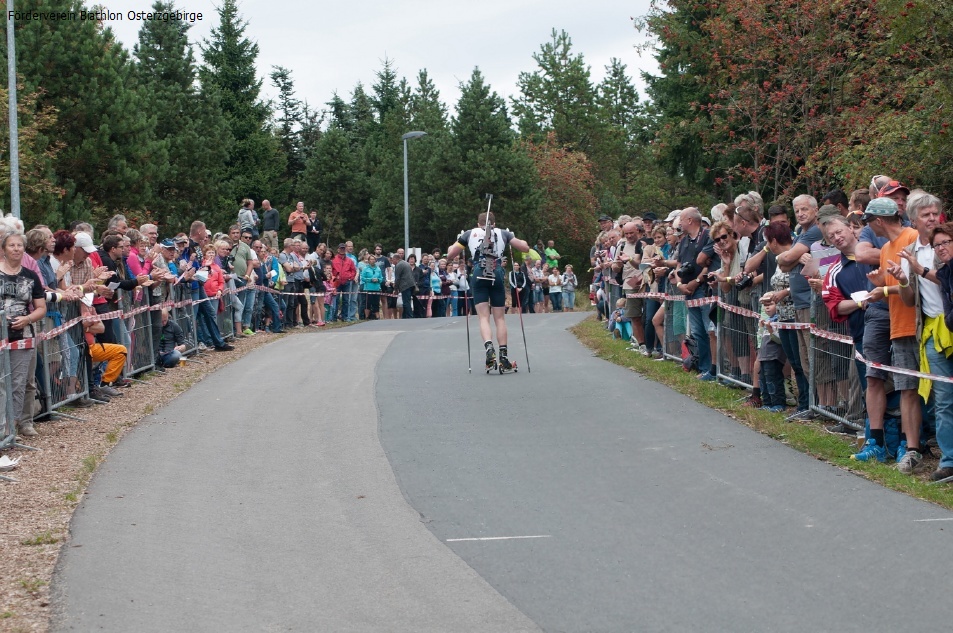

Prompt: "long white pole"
[7,0,21,219]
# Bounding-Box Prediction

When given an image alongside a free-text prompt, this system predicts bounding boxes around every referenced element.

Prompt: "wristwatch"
[920,267,930,277]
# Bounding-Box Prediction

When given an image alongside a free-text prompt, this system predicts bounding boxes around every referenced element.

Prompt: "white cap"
[665,209,681,222]
[74,231,97,253]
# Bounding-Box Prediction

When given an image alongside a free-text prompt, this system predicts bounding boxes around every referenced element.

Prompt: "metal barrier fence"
[661,294,688,362]
[1,310,15,455]
[172,284,198,356]
[715,285,759,390]
[119,288,155,377]
[37,300,89,414]
[809,293,865,430]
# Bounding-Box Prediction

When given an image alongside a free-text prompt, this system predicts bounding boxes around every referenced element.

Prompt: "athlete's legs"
[476,302,493,342]
[492,306,507,346]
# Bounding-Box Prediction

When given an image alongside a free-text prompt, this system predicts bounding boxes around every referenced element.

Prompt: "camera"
[736,272,754,290]
[704,273,718,284]
[676,262,698,282]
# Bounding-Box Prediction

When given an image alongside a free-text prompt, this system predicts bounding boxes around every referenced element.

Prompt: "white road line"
[913,518,953,522]
[446,535,553,542]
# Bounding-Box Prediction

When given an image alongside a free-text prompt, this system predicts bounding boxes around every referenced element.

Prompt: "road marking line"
[913,517,953,522]
[446,535,552,542]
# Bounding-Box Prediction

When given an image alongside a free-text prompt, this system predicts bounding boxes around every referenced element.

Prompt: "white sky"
[102,0,658,120]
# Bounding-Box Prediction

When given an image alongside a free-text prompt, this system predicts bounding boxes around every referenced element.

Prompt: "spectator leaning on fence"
[851,197,922,471]
[930,222,953,482]
[0,226,48,437]
[614,221,646,354]
[892,194,950,480]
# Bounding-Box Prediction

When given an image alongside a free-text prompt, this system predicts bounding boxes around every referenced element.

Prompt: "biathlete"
[447,211,530,372]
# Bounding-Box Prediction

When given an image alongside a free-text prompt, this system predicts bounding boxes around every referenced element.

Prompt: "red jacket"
[332,254,356,286]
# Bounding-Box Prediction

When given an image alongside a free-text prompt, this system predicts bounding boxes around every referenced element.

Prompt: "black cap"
[598,214,612,222]
[643,212,657,221]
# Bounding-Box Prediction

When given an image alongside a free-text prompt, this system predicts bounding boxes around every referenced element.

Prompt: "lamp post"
[402,131,426,257]
[7,0,21,219]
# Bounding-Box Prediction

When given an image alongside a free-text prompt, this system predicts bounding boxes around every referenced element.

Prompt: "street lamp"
[402,131,427,257]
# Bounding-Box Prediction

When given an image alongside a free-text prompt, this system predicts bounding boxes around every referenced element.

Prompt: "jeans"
[401,287,414,318]
[191,285,226,348]
[762,358,785,407]
[563,290,575,310]
[158,350,182,368]
[339,281,355,321]
[326,294,338,322]
[779,327,809,411]
[241,286,258,329]
[925,336,953,469]
[260,290,282,331]
[432,297,446,317]
[450,290,459,316]
[550,292,563,311]
[687,289,712,374]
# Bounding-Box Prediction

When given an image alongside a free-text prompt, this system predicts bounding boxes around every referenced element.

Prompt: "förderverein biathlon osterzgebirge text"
[8,9,204,23]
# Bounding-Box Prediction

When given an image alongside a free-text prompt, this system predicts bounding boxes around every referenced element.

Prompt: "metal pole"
[7,0,21,219]
[403,138,410,257]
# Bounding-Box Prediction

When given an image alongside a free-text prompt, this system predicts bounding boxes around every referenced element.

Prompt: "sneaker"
[214,344,235,352]
[197,343,209,351]
[17,421,38,437]
[930,467,953,483]
[242,328,255,336]
[651,350,663,359]
[99,385,123,397]
[897,449,924,475]
[111,378,132,388]
[88,388,111,402]
[851,438,886,463]
[742,395,763,408]
[697,372,717,382]
[761,405,786,413]
[788,408,815,421]
[824,423,855,436]
[894,440,907,464]
[72,397,94,408]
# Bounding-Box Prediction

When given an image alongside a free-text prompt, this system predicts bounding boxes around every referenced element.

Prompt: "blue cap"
[160,238,176,248]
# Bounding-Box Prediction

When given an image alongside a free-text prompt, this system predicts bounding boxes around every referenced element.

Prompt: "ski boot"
[485,342,497,373]
[498,346,517,374]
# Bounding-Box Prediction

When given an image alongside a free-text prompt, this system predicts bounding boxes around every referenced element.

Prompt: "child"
[757,298,787,412]
[323,264,337,325]
[608,298,632,341]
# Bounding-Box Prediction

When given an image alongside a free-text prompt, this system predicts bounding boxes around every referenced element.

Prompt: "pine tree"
[270,65,305,196]
[6,0,163,227]
[512,30,600,154]
[133,0,231,233]
[200,0,284,221]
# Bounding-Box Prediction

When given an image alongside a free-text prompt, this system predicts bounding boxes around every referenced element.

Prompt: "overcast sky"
[103,0,658,120]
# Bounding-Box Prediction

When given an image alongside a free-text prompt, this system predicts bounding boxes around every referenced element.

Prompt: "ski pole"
[463,250,472,374]
[509,242,531,373]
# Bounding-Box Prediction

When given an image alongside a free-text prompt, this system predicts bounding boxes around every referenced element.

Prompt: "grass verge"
[571,316,953,510]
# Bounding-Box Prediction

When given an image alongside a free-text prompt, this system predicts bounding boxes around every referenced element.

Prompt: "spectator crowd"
[589,178,953,483]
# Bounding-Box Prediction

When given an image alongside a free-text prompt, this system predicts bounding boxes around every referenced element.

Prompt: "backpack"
[682,335,699,372]
[275,260,287,290]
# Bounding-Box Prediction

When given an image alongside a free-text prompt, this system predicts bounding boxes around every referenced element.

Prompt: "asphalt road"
[52,313,953,632]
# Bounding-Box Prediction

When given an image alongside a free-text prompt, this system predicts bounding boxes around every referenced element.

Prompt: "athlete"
[447,211,530,371]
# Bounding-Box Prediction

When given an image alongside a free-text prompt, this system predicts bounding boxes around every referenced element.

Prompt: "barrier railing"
[119,288,155,377]
[715,284,758,390]
[172,284,198,356]
[1,310,16,456]
[809,294,865,430]
[37,300,89,414]
[662,294,688,362]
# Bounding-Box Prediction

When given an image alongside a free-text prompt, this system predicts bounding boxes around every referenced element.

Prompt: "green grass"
[572,316,953,510]
[18,578,46,594]
[21,531,59,546]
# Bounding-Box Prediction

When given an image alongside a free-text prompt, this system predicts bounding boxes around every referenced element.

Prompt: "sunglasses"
[714,234,731,243]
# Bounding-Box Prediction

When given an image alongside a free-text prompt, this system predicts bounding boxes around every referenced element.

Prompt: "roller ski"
[498,350,518,374]
[485,343,498,373]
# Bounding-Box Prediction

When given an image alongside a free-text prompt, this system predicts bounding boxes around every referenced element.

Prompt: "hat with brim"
[877,181,910,198]
[73,232,97,253]
[160,238,176,249]
[598,214,612,223]
[643,212,658,222]
[665,209,681,222]
[337,243,347,250]
[863,196,899,221]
